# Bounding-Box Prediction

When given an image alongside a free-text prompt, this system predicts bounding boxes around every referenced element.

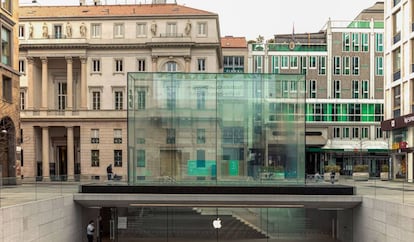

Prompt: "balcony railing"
[393,70,401,81]
[393,32,401,44]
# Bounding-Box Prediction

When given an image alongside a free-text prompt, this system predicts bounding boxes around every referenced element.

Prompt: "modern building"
[0,0,21,184]
[18,1,222,180]
[248,2,388,178]
[381,0,414,182]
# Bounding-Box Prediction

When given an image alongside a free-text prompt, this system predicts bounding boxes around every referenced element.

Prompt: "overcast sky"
[21,0,382,40]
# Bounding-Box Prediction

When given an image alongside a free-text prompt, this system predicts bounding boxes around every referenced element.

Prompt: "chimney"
[152,0,167,4]
[80,0,85,6]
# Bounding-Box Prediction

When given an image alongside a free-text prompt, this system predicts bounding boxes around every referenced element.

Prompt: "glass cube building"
[127,73,306,185]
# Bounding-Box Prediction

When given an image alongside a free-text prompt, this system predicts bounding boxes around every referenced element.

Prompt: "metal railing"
[2,174,414,208]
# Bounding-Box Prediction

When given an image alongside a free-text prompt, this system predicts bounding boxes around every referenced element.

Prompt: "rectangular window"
[318,56,326,75]
[166,23,177,37]
[18,25,25,39]
[375,33,383,52]
[253,56,263,73]
[1,0,11,12]
[352,127,359,139]
[197,22,207,36]
[114,59,123,73]
[2,76,11,102]
[196,88,206,110]
[197,58,206,71]
[343,127,350,138]
[114,150,122,167]
[136,23,147,37]
[309,56,316,69]
[352,80,359,99]
[376,127,383,139]
[167,128,176,144]
[333,127,341,138]
[352,33,359,52]
[92,91,101,110]
[290,56,298,69]
[343,56,350,75]
[114,129,122,144]
[166,86,176,109]
[137,150,145,167]
[20,91,25,110]
[334,56,341,75]
[301,56,307,74]
[224,56,244,73]
[282,80,289,98]
[137,90,146,110]
[136,128,145,144]
[54,25,62,39]
[362,80,369,99]
[197,129,206,144]
[343,32,350,52]
[281,56,289,69]
[19,60,25,74]
[352,56,359,75]
[91,150,99,167]
[361,127,369,139]
[114,23,124,38]
[376,56,383,76]
[91,129,99,143]
[92,59,101,73]
[91,23,101,38]
[1,27,11,65]
[309,80,317,98]
[137,59,146,72]
[393,85,401,109]
[361,33,369,52]
[334,80,341,98]
[114,91,123,110]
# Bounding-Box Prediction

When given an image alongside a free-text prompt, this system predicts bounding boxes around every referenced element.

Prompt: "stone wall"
[0,195,82,242]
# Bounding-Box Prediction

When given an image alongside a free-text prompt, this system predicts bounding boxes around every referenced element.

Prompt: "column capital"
[27,56,35,64]
[65,56,73,63]
[79,56,87,63]
[40,56,48,63]
[184,56,191,62]
[151,55,158,63]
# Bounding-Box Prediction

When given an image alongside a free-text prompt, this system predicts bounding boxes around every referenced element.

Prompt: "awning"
[305,136,326,147]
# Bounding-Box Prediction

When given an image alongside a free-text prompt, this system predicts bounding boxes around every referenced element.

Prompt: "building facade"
[18,2,222,180]
[248,2,388,177]
[0,0,21,183]
[382,0,414,182]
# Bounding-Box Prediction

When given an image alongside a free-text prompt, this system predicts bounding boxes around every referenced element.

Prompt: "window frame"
[91,23,101,38]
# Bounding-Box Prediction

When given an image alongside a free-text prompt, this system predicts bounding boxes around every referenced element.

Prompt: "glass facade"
[127,73,306,185]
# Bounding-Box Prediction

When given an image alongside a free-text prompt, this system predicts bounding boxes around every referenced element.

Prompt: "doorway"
[56,145,67,180]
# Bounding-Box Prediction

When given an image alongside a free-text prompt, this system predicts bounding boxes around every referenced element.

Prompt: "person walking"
[107,164,113,180]
[86,220,95,242]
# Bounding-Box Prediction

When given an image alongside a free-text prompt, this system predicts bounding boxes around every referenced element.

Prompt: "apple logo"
[212,218,222,229]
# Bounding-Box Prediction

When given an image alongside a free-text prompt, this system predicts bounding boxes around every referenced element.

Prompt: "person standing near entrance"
[86,220,95,242]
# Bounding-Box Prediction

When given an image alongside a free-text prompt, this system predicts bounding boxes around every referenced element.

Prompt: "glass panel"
[127,73,306,185]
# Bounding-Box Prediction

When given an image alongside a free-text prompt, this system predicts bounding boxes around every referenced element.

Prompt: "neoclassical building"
[18,2,222,180]
[0,0,21,183]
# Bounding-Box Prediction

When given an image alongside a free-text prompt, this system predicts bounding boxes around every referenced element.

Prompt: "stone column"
[66,56,73,110]
[80,56,87,109]
[27,57,34,109]
[41,57,48,109]
[184,56,191,72]
[152,56,158,72]
[42,127,50,179]
[67,126,74,179]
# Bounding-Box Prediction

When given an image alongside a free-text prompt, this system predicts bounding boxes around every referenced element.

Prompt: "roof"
[19,3,217,19]
[221,36,247,48]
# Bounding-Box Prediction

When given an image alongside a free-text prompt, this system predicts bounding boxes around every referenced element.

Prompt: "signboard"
[118,217,127,229]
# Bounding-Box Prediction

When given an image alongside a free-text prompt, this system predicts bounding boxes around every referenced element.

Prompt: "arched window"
[164,61,178,72]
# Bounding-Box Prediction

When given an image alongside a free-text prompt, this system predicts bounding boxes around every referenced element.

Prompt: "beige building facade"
[18,2,222,180]
[0,0,21,182]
